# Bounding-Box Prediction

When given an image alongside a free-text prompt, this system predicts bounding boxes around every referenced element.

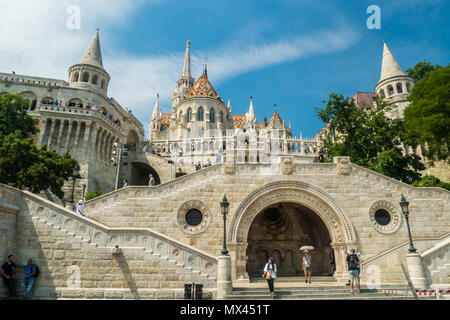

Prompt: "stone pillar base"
[406,252,428,289]
[217,255,232,299]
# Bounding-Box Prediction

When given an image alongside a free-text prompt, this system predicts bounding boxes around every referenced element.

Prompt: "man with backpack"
[346,249,360,294]
[22,258,38,299]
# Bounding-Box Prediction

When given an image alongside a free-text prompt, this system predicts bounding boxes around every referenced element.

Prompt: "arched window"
[396,83,403,94]
[82,72,89,83]
[209,108,215,123]
[406,82,411,93]
[219,111,223,123]
[92,74,99,85]
[72,72,80,82]
[41,97,54,105]
[101,79,106,89]
[197,107,204,121]
[186,108,192,122]
[387,85,394,96]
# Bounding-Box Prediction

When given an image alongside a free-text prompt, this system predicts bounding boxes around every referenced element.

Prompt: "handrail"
[3,186,218,264]
[361,232,450,266]
[420,234,450,258]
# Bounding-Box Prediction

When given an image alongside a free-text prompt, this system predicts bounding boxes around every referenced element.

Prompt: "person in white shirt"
[262,257,277,295]
[76,198,86,216]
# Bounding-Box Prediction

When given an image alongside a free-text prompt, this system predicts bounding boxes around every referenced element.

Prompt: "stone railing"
[84,163,223,210]
[0,184,218,280]
[0,72,68,87]
[39,104,126,135]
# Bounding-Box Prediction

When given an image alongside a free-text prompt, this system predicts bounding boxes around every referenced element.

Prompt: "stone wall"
[84,158,450,284]
[0,184,217,299]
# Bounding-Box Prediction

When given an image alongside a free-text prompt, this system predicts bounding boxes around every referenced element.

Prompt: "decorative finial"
[186,39,190,47]
[203,56,208,76]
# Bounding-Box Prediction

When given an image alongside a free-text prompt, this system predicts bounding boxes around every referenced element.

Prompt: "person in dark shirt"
[346,249,360,294]
[1,255,17,298]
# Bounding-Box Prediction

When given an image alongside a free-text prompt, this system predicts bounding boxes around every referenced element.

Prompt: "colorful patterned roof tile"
[183,73,224,104]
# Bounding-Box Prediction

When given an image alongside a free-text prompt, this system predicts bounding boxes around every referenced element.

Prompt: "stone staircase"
[84,164,223,220]
[225,277,432,300]
[0,186,218,299]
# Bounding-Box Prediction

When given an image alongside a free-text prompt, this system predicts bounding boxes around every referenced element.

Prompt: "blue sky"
[0,0,449,138]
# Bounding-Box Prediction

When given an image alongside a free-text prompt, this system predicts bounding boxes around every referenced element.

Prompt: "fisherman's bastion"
[0,30,448,300]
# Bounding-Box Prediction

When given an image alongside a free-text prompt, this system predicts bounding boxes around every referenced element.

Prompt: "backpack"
[33,264,40,278]
[348,255,359,269]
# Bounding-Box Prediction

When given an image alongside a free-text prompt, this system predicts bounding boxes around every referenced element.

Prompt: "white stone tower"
[374,41,414,118]
[68,29,110,97]
[149,93,162,141]
[172,40,195,110]
[244,96,258,130]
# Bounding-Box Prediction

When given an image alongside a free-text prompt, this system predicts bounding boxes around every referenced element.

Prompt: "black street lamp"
[68,164,80,206]
[399,194,417,253]
[220,195,230,256]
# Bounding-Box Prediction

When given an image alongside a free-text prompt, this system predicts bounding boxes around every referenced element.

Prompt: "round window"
[185,209,203,226]
[374,209,391,226]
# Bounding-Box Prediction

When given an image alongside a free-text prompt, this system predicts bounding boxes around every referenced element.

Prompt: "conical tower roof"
[78,29,104,69]
[151,94,162,120]
[379,41,406,82]
[246,96,257,123]
[182,66,223,104]
[181,40,192,78]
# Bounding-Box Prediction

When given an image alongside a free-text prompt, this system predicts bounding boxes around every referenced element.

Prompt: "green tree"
[404,65,450,163]
[0,93,78,198]
[316,93,425,184]
[406,61,442,83]
[86,191,104,201]
[412,175,450,190]
[0,93,38,139]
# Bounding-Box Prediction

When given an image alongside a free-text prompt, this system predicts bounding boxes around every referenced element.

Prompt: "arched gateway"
[228,181,358,281]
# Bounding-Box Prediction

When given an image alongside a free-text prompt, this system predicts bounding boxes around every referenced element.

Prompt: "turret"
[149,94,162,139]
[374,41,414,118]
[68,29,110,96]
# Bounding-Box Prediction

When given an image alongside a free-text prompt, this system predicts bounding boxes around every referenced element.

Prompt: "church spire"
[79,29,104,69]
[379,40,406,82]
[246,96,257,124]
[227,98,231,112]
[151,93,161,120]
[182,40,191,78]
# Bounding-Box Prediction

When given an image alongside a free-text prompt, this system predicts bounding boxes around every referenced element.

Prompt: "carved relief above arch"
[229,181,356,245]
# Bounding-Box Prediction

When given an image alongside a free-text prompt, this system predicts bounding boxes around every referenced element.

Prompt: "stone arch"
[101,78,106,89]
[41,96,54,105]
[69,98,83,107]
[197,106,204,121]
[72,71,80,82]
[92,74,99,85]
[81,71,90,83]
[230,180,356,244]
[229,180,357,280]
[19,91,37,111]
[396,82,403,94]
[209,107,215,123]
[387,85,394,96]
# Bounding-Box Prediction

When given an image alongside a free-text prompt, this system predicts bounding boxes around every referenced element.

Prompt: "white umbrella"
[300,246,314,251]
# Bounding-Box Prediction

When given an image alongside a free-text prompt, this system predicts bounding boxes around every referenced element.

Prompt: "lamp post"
[220,195,229,256]
[399,194,417,253]
[68,163,80,207]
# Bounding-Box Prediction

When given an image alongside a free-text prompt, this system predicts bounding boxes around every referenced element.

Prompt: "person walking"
[1,255,17,299]
[302,250,312,284]
[345,247,360,286]
[346,248,360,294]
[21,258,37,299]
[148,174,155,186]
[76,198,86,216]
[262,257,277,296]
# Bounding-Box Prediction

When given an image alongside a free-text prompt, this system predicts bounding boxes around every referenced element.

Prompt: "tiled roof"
[232,115,245,128]
[183,73,224,104]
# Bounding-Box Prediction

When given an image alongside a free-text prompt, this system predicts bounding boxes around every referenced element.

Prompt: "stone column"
[55,119,65,152]
[229,242,249,283]
[82,121,93,162]
[64,121,74,152]
[217,255,232,299]
[38,117,48,148]
[46,119,56,149]
[72,122,82,158]
[406,252,428,289]
[331,242,350,282]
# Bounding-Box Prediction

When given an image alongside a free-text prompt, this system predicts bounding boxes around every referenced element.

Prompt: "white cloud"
[0,1,359,133]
